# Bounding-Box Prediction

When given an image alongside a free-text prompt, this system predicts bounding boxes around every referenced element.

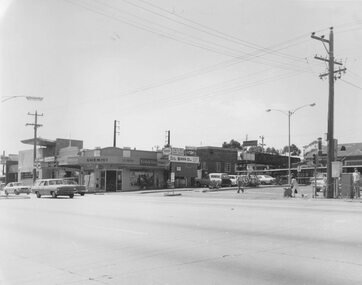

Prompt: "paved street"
[1,189,362,285]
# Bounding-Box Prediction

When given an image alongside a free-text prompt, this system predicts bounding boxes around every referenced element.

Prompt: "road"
[0,190,362,285]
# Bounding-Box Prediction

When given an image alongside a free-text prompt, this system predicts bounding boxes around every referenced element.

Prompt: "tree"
[222,139,242,149]
[247,146,263,153]
[265,147,280,155]
[282,144,301,156]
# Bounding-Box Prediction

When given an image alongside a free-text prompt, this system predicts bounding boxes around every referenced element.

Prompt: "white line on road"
[84,224,148,235]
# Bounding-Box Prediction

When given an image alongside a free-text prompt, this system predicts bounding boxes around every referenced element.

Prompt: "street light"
[1,96,44,103]
[266,103,316,186]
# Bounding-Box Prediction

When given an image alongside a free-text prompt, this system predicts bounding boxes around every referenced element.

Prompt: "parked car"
[3,182,31,196]
[257,175,276,185]
[32,179,76,198]
[239,174,260,187]
[228,175,238,186]
[62,179,87,196]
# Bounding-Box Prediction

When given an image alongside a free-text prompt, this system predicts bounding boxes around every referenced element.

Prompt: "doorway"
[103,170,122,192]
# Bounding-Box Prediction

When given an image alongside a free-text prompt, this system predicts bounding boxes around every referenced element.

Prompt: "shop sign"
[162,147,171,156]
[171,147,185,156]
[140,159,157,166]
[79,156,137,165]
[185,146,197,156]
[169,155,199,164]
[21,172,33,179]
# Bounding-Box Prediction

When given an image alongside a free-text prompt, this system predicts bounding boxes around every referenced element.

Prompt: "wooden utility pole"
[311,27,346,198]
[26,111,43,183]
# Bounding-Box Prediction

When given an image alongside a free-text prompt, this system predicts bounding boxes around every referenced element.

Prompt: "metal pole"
[326,27,335,198]
[113,120,116,147]
[288,111,291,186]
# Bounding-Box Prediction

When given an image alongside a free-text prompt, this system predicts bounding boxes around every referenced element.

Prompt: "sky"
[1,0,362,156]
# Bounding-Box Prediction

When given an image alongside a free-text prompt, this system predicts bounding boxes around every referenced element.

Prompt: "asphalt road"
[1,189,362,285]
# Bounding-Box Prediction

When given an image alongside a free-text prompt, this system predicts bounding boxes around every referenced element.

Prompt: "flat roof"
[21,138,56,147]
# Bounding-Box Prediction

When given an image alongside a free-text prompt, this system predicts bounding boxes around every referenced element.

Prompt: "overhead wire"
[66,0,312,75]
[116,0,306,63]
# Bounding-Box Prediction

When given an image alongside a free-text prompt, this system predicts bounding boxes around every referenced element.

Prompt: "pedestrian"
[291,175,299,197]
[237,175,244,193]
[352,168,360,198]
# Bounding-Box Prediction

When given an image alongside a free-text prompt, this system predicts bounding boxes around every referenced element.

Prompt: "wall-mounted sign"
[171,148,185,156]
[140,159,157,166]
[162,147,172,156]
[78,156,137,165]
[185,146,197,156]
[169,155,199,164]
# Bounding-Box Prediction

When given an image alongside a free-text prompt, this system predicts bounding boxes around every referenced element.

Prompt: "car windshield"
[64,180,77,185]
[13,182,22,186]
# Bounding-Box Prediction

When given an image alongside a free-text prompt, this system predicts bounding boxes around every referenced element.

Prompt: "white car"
[257,175,276,185]
[3,182,31,196]
[228,175,238,186]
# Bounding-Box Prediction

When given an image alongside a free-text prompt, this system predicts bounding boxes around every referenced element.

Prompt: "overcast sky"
[1,0,362,155]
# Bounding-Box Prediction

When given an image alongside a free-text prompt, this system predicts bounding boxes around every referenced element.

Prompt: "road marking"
[84,225,147,235]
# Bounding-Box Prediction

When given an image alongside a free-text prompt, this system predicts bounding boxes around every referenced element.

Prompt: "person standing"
[352,168,360,198]
[237,175,244,193]
[291,175,299,197]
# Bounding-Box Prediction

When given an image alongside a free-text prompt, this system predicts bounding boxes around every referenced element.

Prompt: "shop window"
[216,162,221,172]
[130,170,154,188]
[224,163,231,173]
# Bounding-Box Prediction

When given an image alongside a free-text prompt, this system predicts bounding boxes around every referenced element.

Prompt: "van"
[208,173,232,187]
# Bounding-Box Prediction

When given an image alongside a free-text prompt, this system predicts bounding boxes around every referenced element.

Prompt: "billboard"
[243,140,258,147]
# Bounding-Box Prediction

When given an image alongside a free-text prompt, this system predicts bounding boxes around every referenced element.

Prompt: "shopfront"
[67,147,166,192]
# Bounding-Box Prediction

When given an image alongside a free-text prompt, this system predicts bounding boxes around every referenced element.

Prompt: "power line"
[340,79,362,90]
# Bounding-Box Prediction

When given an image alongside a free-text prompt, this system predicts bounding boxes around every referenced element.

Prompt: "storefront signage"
[21,172,33,179]
[169,155,199,164]
[185,146,197,156]
[171,148,185,156]
[78,156,137,165]
[162,147,171,156]
[140,159,157,166]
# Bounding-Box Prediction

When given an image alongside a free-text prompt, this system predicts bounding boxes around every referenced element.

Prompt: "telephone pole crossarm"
[314,55,342,65]
[311,33,330,43]
[319,67,347,79]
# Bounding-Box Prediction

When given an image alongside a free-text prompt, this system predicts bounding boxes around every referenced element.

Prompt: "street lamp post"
[1,96,43,103]
[266,103,316,186]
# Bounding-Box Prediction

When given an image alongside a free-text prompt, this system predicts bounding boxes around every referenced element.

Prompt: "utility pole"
[113,120,120,147]
[259,135,265,152]
[26,110,43,183]
[311,27,346,198]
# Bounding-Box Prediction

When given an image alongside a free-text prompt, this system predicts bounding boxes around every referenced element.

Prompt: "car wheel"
[51,192,57,198]
[14,190,19,195]
[80,193,85,196]
[5,190,8,196]
[36,192,41,198]
[69,194,74,198]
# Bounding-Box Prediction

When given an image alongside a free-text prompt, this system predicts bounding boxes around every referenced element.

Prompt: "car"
[62,179,88,196]
[3,182,31,196]
[228,175,238,186]
[32,179,77,198]
[257,175,276,185]
[239,174,260,187]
